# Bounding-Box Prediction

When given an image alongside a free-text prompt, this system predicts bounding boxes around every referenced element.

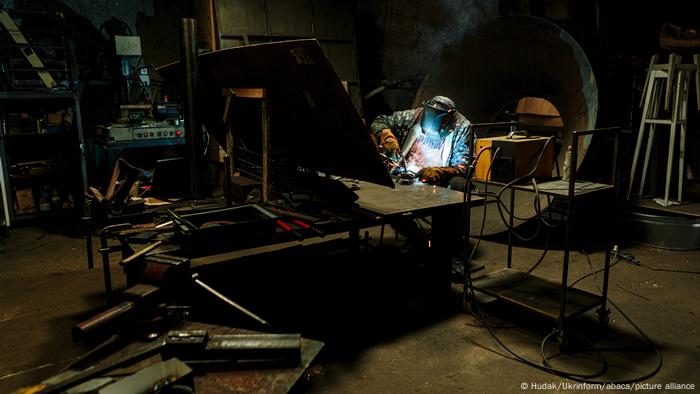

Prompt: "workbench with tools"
[58,175,482,393]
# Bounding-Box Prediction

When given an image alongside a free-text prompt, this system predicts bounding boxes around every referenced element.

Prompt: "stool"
[627,53,699,207]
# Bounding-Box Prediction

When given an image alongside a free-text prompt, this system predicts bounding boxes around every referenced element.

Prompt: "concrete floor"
[0,219,699,393]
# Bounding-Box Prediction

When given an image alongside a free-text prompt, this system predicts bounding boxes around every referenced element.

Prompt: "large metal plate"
[414,15,598,169]
[157,39,393,188]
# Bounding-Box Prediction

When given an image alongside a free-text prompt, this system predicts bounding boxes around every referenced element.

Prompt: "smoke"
[417,0,498,74]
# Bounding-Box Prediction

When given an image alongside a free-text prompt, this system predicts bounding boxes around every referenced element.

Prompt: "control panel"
[108,123,185,142]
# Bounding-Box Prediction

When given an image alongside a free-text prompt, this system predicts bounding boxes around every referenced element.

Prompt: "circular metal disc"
[415,15,598,167]
[415,15,598,234]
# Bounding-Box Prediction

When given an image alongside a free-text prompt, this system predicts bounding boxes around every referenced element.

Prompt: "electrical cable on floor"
[465,242,663,383]
[462,225,607,379]
[568,254,620,289]
[566,250,664,383]
[614,283,651,301]
[634,263,700,275]
[461,143,663,383]
[617,250,700,275]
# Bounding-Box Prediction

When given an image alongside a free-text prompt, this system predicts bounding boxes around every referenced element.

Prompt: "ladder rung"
[643,119,673,125]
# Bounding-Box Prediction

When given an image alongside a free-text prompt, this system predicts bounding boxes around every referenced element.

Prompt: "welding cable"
[525,226,552,274]
[531,179,563,229]
[467,247,661,384]
[631,262,700,275]
[477,136,549,221]
[553,250,664,383]
[495,137,555,224]
[462,157,607,379]
[462,140,662,383]
[492,136,555,242]
[460,144,496,247]
[462,148,501,300]
[461,146,501,242]
[465,266,610,380]
[568,250,621,289]
[461,155,607,381]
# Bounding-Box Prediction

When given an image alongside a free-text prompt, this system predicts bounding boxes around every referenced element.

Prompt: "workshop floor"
[0,220,699,393]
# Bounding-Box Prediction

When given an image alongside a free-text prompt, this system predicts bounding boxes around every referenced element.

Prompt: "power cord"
[464,240,663,383]
[621,254,700,275]
[493,137,556,242]
[462,141,663,383]
[572,249,664,383]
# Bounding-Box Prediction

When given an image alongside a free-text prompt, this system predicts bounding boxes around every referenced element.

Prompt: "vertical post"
[224,155,232,206]
[507,187,515,269]
[464,127,475,259]
[100,232,113,302]
[83,199,93,269]
[0,139,10,227]
[598,242,612,326]
[261,97,271,202]
[179,18,203,199]
[208,0,219,50]
[558,130,579,340]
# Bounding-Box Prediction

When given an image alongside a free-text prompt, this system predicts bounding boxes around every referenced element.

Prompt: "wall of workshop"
[354,0,697,125]
[355,0,498,121]
[354,0,700,185]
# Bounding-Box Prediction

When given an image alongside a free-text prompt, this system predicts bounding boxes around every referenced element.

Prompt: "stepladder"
[627,53,699,207]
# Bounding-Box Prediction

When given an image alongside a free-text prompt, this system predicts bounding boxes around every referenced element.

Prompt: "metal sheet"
[157,39,393,188]
[414,15,598,169]
[617,210,700,251]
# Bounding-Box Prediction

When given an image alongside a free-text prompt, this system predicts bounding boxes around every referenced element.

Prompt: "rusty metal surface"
[193,337,322,394]
[414,15,598,168]
[157,39,394,188]
[52,321,322,394]
[345,179,484,217]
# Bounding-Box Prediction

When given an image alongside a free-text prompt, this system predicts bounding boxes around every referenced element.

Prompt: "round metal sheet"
[415,15,598,168]
[415,15,598,234]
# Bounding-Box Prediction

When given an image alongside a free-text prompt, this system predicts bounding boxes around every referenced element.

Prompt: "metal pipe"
[120,241,163,266]
[192,273,270,328]
[179,18,203,199]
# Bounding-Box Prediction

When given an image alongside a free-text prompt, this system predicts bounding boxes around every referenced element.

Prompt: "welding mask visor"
[420,96,455,133]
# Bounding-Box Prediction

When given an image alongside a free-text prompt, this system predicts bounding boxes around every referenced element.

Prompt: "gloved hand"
[378,128,400,158]
[417,166,446,185]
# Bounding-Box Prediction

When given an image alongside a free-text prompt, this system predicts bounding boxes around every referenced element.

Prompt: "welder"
[370,95,471,187]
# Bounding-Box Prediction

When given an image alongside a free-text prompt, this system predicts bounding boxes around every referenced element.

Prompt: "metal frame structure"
[468,127,620,343]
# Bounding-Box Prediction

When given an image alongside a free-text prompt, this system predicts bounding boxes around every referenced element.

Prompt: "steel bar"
[192,273,270,328]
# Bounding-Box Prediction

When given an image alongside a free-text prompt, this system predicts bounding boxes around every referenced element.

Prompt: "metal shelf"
[0,91,75,100]
[0,89,86,225]
[471,268,602,321]
[465,127,620,336]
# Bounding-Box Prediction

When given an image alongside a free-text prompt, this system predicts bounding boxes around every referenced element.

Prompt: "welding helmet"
[420,95,455,132]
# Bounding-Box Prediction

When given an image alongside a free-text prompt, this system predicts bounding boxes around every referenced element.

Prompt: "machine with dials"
[107,122,185,142]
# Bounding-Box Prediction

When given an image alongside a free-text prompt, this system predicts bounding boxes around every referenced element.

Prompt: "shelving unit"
[0,90,87,224]
[467,127,620,342]
[0,9,86,224]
